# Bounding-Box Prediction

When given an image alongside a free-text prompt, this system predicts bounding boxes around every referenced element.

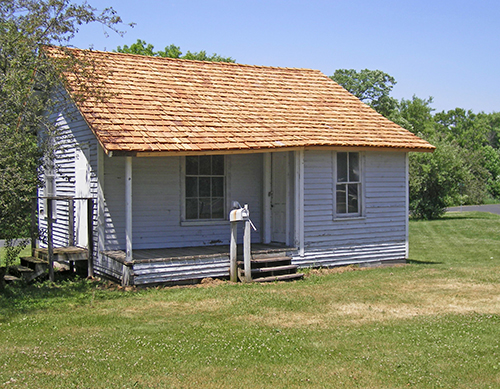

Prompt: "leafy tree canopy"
[331,69,399,118]
[116,39,235,63]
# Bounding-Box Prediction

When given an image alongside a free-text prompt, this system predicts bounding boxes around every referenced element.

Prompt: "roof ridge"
[61,46,321,73]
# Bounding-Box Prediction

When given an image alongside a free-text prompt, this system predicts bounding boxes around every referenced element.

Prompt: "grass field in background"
[1,212,499,388]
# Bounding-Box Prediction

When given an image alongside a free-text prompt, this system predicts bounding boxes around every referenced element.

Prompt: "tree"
[0,0,129,268]
[116,39,235,63]
[399,95,435,138]
[330,69,399,118]
[409,138,487,219]
[434,108,489,150]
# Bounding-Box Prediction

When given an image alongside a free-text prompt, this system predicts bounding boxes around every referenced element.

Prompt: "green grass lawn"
[1,212,499,388]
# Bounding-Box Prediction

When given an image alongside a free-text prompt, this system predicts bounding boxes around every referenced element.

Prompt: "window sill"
[333,215,366,222]
[180,220,229,227]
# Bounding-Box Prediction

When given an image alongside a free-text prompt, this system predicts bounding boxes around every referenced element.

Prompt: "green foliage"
[331,69,399,118]
[409,139,488,219]
[434,108,490,150]
[482,145,500,198]
[399,95,435,138]
[116,39,235,63]
[0,1,128,265]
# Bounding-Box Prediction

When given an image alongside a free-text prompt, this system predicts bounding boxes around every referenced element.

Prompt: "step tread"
[4,274,21,282]
[237,257,292,266]
[12,265,34,273]
[251,264,298,274]
[20,256,48,264]
[253,273,304,283]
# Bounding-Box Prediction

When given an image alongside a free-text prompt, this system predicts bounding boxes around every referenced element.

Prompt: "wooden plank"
[87,198,94,277]
[243,219,251,282]
[230,222,237,282]
[47,199,54,282]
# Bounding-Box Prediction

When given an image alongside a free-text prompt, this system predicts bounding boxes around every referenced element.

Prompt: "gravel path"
[447,204,500,215]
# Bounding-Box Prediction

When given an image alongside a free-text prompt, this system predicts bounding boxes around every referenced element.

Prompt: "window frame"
[181,155,228,225]
[333,151,364,219]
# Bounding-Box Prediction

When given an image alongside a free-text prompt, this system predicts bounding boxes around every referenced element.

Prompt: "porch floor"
[102,243,296,265]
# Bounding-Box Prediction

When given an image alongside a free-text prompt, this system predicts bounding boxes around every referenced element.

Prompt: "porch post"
[244,218,252,282]
[47,198,54,282]
[405,153,410,258]
[68,198,75,246]
[31,197,38,257]
[123,157,133,285]
[87,198,94,277]
[294,150,305,257]
[125,157,133,261]
[263,153,272,244]
[230,222,238,282]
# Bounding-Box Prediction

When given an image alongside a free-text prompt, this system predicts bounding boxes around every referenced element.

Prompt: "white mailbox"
[229,205,249,222]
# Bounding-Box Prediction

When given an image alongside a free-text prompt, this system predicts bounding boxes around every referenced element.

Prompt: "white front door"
[75,144,91,248]
[271,152,288,243]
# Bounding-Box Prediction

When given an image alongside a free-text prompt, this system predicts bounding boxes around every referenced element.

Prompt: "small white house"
[41,47,434,285]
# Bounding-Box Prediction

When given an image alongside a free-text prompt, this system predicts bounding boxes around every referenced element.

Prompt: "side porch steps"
[13,246,90,282]
[237,254,304,283]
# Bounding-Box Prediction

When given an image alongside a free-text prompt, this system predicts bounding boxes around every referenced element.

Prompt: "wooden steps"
[237,254,304,283]
[2,246,90,283]
[20,256,49,281]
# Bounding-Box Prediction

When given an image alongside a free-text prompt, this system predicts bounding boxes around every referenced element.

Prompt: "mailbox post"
[229,203,254,282]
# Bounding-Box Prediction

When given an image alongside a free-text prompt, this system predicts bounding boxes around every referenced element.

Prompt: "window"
[336,152,361,216]
[185,155,225,220]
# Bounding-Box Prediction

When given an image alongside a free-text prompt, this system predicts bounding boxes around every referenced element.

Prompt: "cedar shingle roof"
[49,47,434,155]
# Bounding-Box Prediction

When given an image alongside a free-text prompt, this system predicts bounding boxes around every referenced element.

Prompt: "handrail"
[31,196,95,281]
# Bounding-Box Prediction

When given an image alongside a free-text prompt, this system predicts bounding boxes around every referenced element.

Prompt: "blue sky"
[69,0,499,114]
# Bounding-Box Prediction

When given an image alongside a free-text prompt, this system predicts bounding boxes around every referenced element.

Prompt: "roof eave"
[104,144,435,157]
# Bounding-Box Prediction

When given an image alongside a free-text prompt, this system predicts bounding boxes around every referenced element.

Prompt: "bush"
[409,139,487,219]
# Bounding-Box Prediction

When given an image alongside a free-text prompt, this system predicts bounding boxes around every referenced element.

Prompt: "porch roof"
[47,47,435,156]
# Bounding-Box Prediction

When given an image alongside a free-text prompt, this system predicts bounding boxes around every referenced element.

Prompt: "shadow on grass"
[411,212,500,222]
[0,277,126,322]
[406,258,443,265]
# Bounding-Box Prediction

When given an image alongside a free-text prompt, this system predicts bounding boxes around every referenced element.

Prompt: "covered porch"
[97,150,307,286]
[100,243,299,286]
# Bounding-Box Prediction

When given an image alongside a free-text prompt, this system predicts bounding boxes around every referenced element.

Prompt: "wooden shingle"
[47,47,434,156]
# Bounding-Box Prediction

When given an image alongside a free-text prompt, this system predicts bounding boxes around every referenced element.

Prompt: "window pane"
[212,155,224,175]
[185,177,198,198]
[186,156,198,175]
[348,184,359,213]
[337,152,347,182]
[199,156,211,175]
[185,155,225,220]
[199,198,211,219]
[186,199,198,219]
[336,184,346,214]
[199,177,211,197]
[349,153,359,182]
[212,177,224,197]
[211,198,224,219]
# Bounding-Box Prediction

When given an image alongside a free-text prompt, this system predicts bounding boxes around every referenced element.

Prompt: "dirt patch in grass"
[241,275,500,328]
[304,265,362,277]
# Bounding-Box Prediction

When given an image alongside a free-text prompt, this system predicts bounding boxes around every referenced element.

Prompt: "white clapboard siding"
[39,103,99,251]
[131,257,230,285]
[295,150,407,267]
[101,153,263,250]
